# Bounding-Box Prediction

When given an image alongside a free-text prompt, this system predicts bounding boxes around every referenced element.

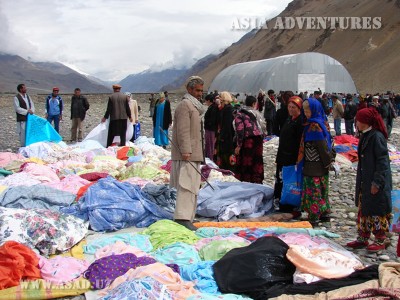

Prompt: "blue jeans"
[334,119,342,136]
[47,114,60,133]
[345,119,354,135]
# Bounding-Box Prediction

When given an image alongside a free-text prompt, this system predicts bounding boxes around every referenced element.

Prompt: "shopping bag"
[134,122,141,140]
[390,190,400,233]
[280,164,303,207]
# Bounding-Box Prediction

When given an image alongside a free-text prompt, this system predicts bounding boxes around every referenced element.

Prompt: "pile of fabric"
[0,137,399,299]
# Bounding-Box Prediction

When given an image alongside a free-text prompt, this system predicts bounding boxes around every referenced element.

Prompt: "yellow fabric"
[49,239,86,259]
[0,185,7,194]
[24,157,46,165]
[194,221,312,229]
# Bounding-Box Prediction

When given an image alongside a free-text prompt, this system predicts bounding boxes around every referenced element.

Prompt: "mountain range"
[1,0,399,94]
[0,53,111,94]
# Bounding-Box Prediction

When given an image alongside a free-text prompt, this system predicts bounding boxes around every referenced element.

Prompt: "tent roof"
[208,52,357,95]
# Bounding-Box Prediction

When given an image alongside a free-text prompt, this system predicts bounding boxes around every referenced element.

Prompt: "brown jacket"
[171,99,204,162]
[104,92,131,120]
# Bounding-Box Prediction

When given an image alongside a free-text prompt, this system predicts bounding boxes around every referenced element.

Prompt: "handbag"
[280,164,303,207]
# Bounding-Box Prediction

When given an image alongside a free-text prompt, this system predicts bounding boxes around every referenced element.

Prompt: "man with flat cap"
[170,76,205,231]
[101,84,132,147]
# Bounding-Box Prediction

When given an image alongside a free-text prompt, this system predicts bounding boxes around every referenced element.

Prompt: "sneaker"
[174,219,197,231]
[366,243,386,252]
[346,240,369,249]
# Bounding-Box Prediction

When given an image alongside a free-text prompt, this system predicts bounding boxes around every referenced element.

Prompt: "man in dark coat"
[101,84,132,147]
[70,88,89,142]
[343,94,357,135]
[263,89,276,136]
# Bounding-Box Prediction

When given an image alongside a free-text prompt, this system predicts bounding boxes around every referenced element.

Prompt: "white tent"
[208,52,357,95]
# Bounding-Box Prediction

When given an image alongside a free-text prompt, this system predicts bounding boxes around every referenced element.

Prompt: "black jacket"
[204,104,218,131]
[70,95,89,120]
[355,129,392,216]
[276,115,304,166]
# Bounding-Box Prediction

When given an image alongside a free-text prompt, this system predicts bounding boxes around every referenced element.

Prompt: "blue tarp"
[60,176,173,231]
[25,114,62,146]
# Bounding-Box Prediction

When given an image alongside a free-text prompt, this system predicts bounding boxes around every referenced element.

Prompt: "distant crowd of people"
[12,83,395,247]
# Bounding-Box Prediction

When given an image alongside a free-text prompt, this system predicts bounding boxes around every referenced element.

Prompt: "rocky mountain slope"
[194,0,400,93]
[0,54,111,93]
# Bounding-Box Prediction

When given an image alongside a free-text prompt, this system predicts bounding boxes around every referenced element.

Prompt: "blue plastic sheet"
[25,114,62,146]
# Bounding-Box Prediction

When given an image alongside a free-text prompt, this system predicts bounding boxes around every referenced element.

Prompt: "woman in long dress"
[300,98,333,225]
[152,92,172,148]
[233,95,266,183]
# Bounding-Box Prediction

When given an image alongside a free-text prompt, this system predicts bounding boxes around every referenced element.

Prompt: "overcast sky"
[0,0,291,81]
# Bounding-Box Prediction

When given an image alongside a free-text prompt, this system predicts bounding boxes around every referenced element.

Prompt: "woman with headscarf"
[274,96,304,211]
[299,98,334,225]
[214,91,235,171]
[346,107,392,252]
[152,92,172,149]
[233,95,266,183]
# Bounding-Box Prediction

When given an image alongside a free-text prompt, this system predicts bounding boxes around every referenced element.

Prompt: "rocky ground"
[0,92,399,265]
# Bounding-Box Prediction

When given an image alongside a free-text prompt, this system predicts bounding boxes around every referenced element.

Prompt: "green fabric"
[0,169,13,177]
[198,240,248,261]
[142,220,199,250]
[195,227,340,238]
[118,161,164,180]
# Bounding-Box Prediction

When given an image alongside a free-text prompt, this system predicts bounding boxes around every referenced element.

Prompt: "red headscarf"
[288,96,303,110]
[355,107,388,139]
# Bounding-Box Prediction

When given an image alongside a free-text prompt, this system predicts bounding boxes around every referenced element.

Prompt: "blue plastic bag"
[390,190,400,233]
[134,122,141,140]
[280,164,303,207]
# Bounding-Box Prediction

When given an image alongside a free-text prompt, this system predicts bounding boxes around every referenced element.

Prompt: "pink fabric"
[43,175,91,194]
[99,262,198,299]
[0,152,24,168]
[95,241,149,259]
[38,255,90,284]
[20,163,60,183]
[286,245,364,279]
[278,232,326,249]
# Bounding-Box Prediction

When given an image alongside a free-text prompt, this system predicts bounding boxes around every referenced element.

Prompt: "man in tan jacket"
[332,94,344,136]
[170,76,205,230]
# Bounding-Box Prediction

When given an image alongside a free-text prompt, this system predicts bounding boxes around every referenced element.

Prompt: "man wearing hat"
[45,87,63,133]
[343,93,357,135]
[101,84,132,147]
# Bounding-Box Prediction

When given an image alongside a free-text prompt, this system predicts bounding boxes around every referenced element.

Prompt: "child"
[346,107,392,252]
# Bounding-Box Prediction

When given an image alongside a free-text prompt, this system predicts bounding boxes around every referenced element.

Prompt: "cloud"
[1,0,291,80]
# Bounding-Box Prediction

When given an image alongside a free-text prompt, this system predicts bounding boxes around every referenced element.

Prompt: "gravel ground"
[0,92,399,265]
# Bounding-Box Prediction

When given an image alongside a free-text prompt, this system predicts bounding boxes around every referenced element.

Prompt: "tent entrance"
[298,73,325,94]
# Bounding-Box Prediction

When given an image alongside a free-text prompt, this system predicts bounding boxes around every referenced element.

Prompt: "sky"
[0,0,292,81]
